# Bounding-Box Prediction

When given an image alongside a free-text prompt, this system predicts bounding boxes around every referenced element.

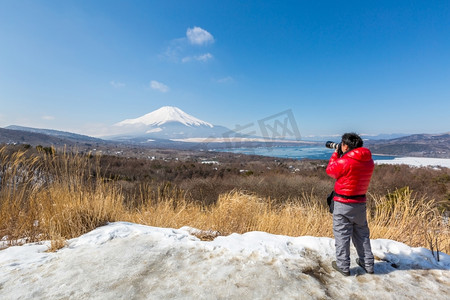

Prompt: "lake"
[216,146,397,161]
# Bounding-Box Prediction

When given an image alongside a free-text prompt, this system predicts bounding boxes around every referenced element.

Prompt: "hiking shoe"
[332,261,350,276]
[356,258,374,274]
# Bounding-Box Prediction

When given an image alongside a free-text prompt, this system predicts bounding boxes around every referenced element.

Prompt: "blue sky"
[1,0,449,137]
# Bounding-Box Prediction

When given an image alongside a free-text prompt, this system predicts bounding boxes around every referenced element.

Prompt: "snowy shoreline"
[1,222,449,299]
[374,157,450,168]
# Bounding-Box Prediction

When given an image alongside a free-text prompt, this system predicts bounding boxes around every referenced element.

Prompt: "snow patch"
[0,222,449,299]
[375,157,450,168]
[145,128,163,133]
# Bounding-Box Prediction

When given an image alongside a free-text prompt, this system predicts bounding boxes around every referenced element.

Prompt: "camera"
[326,141,343,156]
[325,141,341,150]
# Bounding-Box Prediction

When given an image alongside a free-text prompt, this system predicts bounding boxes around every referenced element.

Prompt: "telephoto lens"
[325,141,340,149]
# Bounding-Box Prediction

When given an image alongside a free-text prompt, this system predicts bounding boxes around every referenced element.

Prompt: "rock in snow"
[0,222,449,299]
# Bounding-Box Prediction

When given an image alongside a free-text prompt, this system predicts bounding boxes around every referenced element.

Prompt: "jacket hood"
[344,147,372,162]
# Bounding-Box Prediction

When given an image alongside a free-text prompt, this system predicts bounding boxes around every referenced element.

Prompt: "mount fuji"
[108,106,230,141]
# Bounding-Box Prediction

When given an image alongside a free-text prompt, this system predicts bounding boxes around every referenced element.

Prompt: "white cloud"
[42,115,55,121]
[160,38,185,62]
[182,53,213,63]
[216,76,234,83]
[196,53,213,62]
[181,57,191,63]
[110,81,125,88]
[186,27,214,45]
[150,80,169,93]
[160,27,214,62]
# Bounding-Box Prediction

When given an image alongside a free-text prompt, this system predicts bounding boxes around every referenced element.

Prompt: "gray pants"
[333,201,374,273]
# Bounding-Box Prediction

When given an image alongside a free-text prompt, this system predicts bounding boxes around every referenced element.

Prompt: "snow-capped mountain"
[116,106,214,128]
[109,106,229,141]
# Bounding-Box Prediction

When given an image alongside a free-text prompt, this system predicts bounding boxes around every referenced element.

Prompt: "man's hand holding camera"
[326,141,344,156]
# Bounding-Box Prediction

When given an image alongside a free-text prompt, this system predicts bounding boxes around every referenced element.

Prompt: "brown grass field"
[0,146,448,255]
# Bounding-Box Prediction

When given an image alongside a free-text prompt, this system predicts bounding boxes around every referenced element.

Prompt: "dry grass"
[0,147,448,255]
[127,190,333,238]
[369,187,449,256]
[0,148,125,248]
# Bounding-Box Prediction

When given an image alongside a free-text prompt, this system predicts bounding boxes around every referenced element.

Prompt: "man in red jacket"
[326,132,375,276]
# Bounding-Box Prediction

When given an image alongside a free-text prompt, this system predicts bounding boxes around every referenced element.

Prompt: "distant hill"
[0,127,106,148]
[5,125,104,143]
[304,133,410,142]
[366,133,450,158]
[2,125,449,158]
[1,127,70,146]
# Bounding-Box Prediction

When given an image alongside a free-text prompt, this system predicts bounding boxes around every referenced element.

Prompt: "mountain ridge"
[366,133,450,158]
[5,125,103,142]
[2,106,449,158]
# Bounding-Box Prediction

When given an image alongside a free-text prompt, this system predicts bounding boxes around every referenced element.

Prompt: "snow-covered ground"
[1,222,449,299]
[375,157,450,168]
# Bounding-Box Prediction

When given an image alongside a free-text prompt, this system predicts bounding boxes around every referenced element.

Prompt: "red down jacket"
[326,147,374,203]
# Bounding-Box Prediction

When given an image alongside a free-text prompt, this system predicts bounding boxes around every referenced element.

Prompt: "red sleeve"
[326,152,345,179]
